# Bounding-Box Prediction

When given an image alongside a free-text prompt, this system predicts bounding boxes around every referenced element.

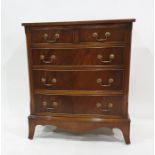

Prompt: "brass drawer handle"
[92,32,111,42]
[41,78,57,86]
[96,102,113,112]
[43,33,60,43]
[97,54,115,63]
[97,78,114,87]
[40,54,56,64]
[43,101,58,110]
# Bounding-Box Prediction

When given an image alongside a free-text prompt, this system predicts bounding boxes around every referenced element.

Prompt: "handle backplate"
[97,54,115,63]
[97,78,114,87]
[41,77,57,86]
[42,101,58,110]
[40,54,56,64]
[44,33,60,43]
[92,32,111,42]
[96,102,113,112]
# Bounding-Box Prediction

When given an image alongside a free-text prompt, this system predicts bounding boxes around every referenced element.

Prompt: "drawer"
[30,28,74,43]
[35,95,123,116]
[79,24,128,42]
[32,48,124,66]
[33,70,124,90]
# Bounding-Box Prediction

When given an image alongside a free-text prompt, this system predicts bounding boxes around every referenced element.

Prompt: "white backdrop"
[2,0,154,155]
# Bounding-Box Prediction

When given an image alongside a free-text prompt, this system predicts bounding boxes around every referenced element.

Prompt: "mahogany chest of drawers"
[22,19,135,144]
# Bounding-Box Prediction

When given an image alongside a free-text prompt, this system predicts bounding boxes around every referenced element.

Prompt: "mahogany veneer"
[22,19,135,144]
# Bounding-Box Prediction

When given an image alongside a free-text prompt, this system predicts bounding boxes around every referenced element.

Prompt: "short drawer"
[35,95,123,116]
[32,48,124,66]
[30,28,74,43]
[79,24,129,42]
[33,70,124,90]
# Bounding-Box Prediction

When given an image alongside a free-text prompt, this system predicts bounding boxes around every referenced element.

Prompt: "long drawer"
[33,70,124,90]
[35,95,123,116]
[32,48,124,66]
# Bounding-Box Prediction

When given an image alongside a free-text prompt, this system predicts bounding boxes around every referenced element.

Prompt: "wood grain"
[22,19,135,144]
[34,95,123,116]
[33,70,124,90]
[32,48,124,66]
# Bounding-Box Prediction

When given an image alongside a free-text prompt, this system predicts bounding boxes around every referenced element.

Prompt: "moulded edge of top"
[22,18,136,27]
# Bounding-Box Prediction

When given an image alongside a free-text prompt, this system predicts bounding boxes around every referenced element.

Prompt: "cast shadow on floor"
[35,125,124,143]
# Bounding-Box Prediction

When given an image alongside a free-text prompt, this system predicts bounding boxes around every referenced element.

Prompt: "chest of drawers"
[22,19,135,144]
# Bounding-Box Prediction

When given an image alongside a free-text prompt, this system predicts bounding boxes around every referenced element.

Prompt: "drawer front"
[32,48,124,66]
[30,28,74,43]
[35,95,123,116]
[33,70,123,90]
[79,24,128,42]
